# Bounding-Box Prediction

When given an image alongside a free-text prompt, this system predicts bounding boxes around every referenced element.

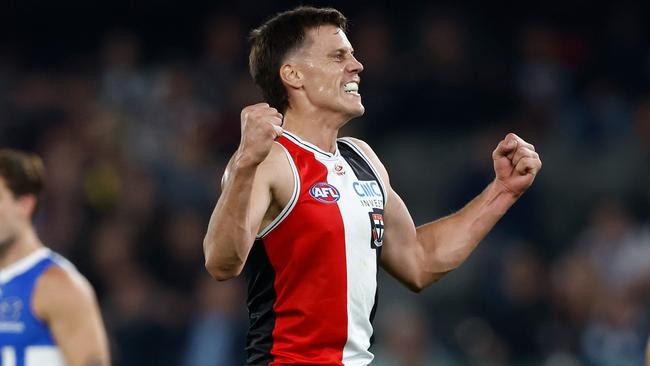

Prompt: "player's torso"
[244,132,386,366]
[0,248,66,366]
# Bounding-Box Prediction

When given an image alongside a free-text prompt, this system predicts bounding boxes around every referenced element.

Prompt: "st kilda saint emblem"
[368,208,384,248]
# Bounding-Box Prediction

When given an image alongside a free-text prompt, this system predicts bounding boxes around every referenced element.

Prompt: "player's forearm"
[415,180,517,282]
[56,314,110,366]
[204,156,259,280]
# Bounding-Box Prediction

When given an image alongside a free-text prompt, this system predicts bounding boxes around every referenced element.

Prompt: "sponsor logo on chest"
[353,180,383,208]
[0,295,25,333]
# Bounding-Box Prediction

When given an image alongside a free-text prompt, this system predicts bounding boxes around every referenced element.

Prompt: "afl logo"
[309,182,340,203]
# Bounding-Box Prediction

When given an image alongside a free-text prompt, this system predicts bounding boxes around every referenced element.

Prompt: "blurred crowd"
[1,1,649,365]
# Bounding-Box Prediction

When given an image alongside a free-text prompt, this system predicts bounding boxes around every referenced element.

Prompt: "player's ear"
[17,194,37,220]
[280,63,303,89]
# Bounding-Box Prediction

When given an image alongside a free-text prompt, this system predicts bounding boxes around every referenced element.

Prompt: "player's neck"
[0,227,43,269]
[282,108,344,153]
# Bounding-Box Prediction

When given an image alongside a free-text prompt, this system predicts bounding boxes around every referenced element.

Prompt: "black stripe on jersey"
[337,139,386,202]
[369,244,382,348]
[242,239,277,366]
[337,140,382,192]
[337,139,383,349]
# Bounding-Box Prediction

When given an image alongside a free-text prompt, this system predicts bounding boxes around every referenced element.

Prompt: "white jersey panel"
[316,155,377,365]
[25,346,65,366]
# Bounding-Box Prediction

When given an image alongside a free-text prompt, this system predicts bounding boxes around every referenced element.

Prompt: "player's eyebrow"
[330,47,354,56]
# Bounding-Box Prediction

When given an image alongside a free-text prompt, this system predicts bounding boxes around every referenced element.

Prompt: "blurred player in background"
[0,149,110,366]
[203,6,541,365]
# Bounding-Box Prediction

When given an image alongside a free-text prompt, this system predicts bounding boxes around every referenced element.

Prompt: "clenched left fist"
[492,133,542,197]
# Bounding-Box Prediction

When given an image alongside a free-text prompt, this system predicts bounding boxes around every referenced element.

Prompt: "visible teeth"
[343,82,359,93]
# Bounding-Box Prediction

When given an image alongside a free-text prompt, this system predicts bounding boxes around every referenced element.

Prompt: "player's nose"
[347,54,363,74]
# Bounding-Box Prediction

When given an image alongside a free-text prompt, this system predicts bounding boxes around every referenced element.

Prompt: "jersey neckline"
[0,247,50,284]
[282,131,340,160]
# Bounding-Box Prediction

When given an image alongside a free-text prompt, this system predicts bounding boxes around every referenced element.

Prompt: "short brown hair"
[249,6,347,113]
[0,148,44,198]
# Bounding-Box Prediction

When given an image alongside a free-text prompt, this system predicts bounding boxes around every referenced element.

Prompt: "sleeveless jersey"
[0,248,71,366]
[243,131,387,365]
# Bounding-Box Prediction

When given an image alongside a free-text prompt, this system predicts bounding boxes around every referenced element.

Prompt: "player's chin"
[344,101,365,117]
[353,104,365,117]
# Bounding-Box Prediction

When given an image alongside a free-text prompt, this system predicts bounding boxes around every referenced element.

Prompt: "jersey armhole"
[256,143,301,238]
[337,137,389,206]
[30,261,56,325]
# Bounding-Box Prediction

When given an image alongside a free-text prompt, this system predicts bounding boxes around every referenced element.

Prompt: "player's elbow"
[407,269,450,293]
[205,258,241,281]
[400,274,428,293]
[406,281,425,293]
[203,238,246,281]
[204,250,243,281]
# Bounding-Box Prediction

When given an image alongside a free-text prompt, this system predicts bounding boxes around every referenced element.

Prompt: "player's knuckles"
[517,157,539,173]
[249,102,270,109]
[241,106,253,117]
[505,132,520,142]
[514,135,535,150]
[251,108,281,123]
[516,146,536,157]
[242,103,267,117]
[265,107,278,114]
[245,117,274,136]
[250,111,275,126]
[492,140,509,157]
[515,163,530,174]
[268,116,283,126]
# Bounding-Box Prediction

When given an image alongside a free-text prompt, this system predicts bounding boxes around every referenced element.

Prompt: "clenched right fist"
[237,103,284,166]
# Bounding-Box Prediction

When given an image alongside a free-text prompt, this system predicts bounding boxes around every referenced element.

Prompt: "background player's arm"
[351,134,541,291]
[33,266,110,366]
[203,103,284,280]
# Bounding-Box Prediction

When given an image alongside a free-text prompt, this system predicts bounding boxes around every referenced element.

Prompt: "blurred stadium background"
[2,0,649,365]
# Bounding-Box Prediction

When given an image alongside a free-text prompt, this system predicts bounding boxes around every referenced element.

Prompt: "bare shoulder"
[222,142,291,188]
[261,141,292,169]
[261,142,295,204]
[33,265,96,321]
[341,137,390,185]
[254,142,293,187]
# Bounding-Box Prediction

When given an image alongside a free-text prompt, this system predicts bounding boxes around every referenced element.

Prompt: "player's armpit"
[32,266,110,366]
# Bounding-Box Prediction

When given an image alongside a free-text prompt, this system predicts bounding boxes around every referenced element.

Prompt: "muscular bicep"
[218,150,276,240]
[34,267,110,366]
[379,188,426,291]
[205,143,292,280]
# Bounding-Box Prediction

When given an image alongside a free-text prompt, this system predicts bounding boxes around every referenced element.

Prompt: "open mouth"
[343,81,360,96]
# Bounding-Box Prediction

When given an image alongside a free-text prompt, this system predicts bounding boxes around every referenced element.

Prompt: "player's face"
[0,178,23,247]
[296,25,364,120]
